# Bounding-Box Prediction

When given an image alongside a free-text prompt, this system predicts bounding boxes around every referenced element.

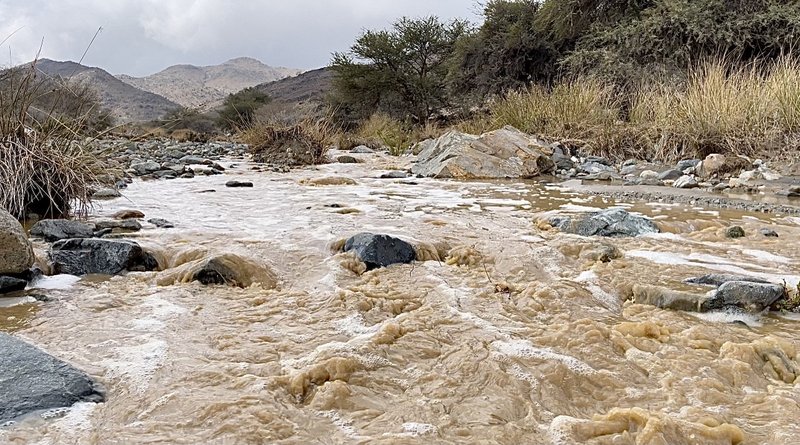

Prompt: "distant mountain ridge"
[253,67,333,106]
[31,59,180,123]
[118,57,302,109]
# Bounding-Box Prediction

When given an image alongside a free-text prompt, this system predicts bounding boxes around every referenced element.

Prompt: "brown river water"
[2,152,800,444]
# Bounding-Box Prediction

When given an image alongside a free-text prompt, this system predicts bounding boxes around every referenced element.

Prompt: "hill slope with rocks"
[118,57,301,110]
[253,67,332,106]
[32,59,180,123]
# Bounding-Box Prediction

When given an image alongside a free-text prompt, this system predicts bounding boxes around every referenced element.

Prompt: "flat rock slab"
[50,239,157,276]
[0,333,104,423]
[30,220,94,242]
[550,208,660,237]
[685,274,769,287]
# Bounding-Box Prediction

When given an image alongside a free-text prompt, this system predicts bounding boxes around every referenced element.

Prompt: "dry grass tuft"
[244,114,337,166]
[0,60,110,219]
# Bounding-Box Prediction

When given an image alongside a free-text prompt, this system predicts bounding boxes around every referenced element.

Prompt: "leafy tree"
[330,16,470,124]
[218,87,271,129]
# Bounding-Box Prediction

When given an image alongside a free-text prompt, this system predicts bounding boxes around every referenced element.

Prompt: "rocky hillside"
[119,57,301,110]
[253,67,332,106]
[32,59,180,123]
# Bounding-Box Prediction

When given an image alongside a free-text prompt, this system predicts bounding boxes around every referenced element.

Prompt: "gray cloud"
[0,0,479,76]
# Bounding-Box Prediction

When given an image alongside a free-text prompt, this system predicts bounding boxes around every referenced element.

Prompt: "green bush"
[218,87,271,130]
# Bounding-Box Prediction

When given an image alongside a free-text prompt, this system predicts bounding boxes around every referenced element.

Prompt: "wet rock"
[552,153,575,171]
[585,171,619,181]
[94,219,142,232]
[30,219,94,242]
[379,171,410,179]
[411,127,554,179]
[148,218,175,228]
[698,154,749,178]
[725,226,746,239]
[633,285,706,312]
[343,233,416,270]
[658,169,683,181]
[0,333,105,423]
[673,175,699,189]
[702,281,786,313]
[50,239,157,276]
[225,180,254,188]
[157,254,277,288]
[92,188,121,199]
[113,210,145,220]
[585,156,611,166]
[760,228,779,238]
[179,155,206,164]
[686,274,769,287]
[580,244,622,263]
[351,145,375,154]
[153,170,178,179]
[549,208,660,237]
[580,161,616,175]
[130,160,161,176]
[639,170,658,179]
[677,159,701,172]
[0,209,35,275]
[337,155,360,164]
[0,276,27,294]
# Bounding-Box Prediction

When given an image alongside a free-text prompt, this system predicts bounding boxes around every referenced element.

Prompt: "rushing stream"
[2,152,800,444]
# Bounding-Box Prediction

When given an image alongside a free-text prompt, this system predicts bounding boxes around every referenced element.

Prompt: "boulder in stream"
[702,281,786,313]
[0,332,105,423]
[0,276,27,294]
[685,274,769,287]
[49,239,158,276]
[344,233,416,270]
[549,208,660,237]
[0,209,35,275]
[157,253,278,288]
[30,219,94,242]
[411,126,555,179]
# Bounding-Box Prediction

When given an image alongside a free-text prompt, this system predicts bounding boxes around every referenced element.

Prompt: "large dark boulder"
[549,208,660,237]
[30,220,94,242]
[0,333,104,423]
[702,281,786,313]
[0,276,27,294]
[49,239,158,276]
[343,233,416,270]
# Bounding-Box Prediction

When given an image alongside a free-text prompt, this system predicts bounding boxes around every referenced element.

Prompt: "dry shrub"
[244,115,336,166]
[0,60,110,219]
[340,113,446,155]
[488,59,800,162]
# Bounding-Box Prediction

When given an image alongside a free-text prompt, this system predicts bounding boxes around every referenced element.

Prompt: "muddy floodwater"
[3,153,800,444]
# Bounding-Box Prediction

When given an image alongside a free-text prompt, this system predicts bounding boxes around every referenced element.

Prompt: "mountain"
[118,57,301,110]
[32,59,180,123]
[253,67,333,106]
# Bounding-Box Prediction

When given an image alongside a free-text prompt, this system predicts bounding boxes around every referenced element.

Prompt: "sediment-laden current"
[2,153,800,444]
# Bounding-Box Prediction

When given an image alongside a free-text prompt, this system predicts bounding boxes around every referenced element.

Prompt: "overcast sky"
[0,0,480,76]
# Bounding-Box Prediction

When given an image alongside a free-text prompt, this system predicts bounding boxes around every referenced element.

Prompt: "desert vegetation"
[0,60,113,219]
[324,0,800,161]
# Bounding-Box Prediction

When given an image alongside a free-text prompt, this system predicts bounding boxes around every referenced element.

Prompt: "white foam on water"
[493,340,596,375]
[28,274,81,290]
[691,310,762,327]
[401,422,438,436]
[43,402,97,434]
[574,271,620,311]
[0,296,37,308]
[317,410,361,440]
[99,339,168,394]
[741,249,793,265]
[334,314,380,336]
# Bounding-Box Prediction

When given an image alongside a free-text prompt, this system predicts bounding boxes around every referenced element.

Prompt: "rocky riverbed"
[2,138,800,444]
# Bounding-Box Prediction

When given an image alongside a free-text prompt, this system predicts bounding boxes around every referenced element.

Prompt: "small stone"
[92,188,121,199]
[148,218,175,229]
[658,169,683,181]
[343,233,416,270]
[760,228,779,238]
[673,175,699,189]
[94,219,142,232]
[30,220,94,242]
[113,210,145,220]
[337,155,360,164]
[225,180,254,188]
[351,145,375,154]
[379,171,410,179]
[725,226,746,239]
[639,170,658,179]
